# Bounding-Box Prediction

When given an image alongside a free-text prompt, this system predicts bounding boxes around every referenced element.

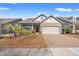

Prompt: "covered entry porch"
[20,23,40,33]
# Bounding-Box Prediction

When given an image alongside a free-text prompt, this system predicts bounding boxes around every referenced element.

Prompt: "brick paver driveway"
[43,34,79,47]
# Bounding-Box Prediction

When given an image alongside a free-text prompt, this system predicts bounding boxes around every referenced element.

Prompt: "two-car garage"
[40,16,63,34]
[41,27,62,34]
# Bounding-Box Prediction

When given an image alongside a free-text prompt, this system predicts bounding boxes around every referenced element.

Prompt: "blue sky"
[0,3,79,19]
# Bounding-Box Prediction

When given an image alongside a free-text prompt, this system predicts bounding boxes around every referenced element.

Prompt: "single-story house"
[75,20,79,33]
[19,14,73,34]
[0,18,22,34]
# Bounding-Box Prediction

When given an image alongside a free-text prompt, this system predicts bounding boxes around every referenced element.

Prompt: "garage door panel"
[41,27,61,34]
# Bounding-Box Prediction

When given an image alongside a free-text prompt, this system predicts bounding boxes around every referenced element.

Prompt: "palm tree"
[4,24,21,37]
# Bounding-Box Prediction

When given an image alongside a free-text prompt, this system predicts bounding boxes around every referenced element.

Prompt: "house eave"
[19,23,40,24]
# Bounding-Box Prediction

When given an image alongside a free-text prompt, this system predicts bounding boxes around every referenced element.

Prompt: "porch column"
[0,25,1,35]
[72,24,76,33]
[31,24,34,30]
[72,16,76,33]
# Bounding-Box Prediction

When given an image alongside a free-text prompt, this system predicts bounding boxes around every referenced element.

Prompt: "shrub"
[15,29,32,36]
[65,26,72,33]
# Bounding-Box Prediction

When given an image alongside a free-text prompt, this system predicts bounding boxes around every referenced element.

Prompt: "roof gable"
[33,14,47,22]
[41,16,63,24]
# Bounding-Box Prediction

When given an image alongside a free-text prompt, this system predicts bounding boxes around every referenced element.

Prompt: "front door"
[36,27,39,32]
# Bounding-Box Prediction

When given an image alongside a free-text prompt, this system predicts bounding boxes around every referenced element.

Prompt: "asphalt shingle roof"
[19,14,47,24]
[57,17,73,24]
[19,18,41,24]
[18,14,73,25]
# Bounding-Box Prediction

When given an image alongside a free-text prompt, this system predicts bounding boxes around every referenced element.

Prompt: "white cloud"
[55,8,72,12]
[0,7,9,10]
[75,9,79,11]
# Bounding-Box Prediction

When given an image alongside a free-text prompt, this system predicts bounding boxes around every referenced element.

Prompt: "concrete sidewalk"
[0,48,79,56]
[0,48,53,56]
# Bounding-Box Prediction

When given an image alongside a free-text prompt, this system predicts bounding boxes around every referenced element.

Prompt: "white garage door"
[41,27,61,34]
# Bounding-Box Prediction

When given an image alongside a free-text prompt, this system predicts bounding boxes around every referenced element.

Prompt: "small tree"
[4,24,21,37]
[4,24,32,37]
[4,24,16,37]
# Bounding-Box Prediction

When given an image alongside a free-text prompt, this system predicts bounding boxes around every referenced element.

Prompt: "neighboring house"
[19,14,73,34]
[76,17,79,20]
[63,16,79,33]
[0,18,22,34]
[57,17,73,29]
[75,20,79,33]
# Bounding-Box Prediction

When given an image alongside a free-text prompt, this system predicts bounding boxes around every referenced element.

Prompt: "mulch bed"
[0,34,48,48]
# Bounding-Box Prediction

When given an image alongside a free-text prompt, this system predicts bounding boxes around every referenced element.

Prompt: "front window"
[25,26,32,30]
